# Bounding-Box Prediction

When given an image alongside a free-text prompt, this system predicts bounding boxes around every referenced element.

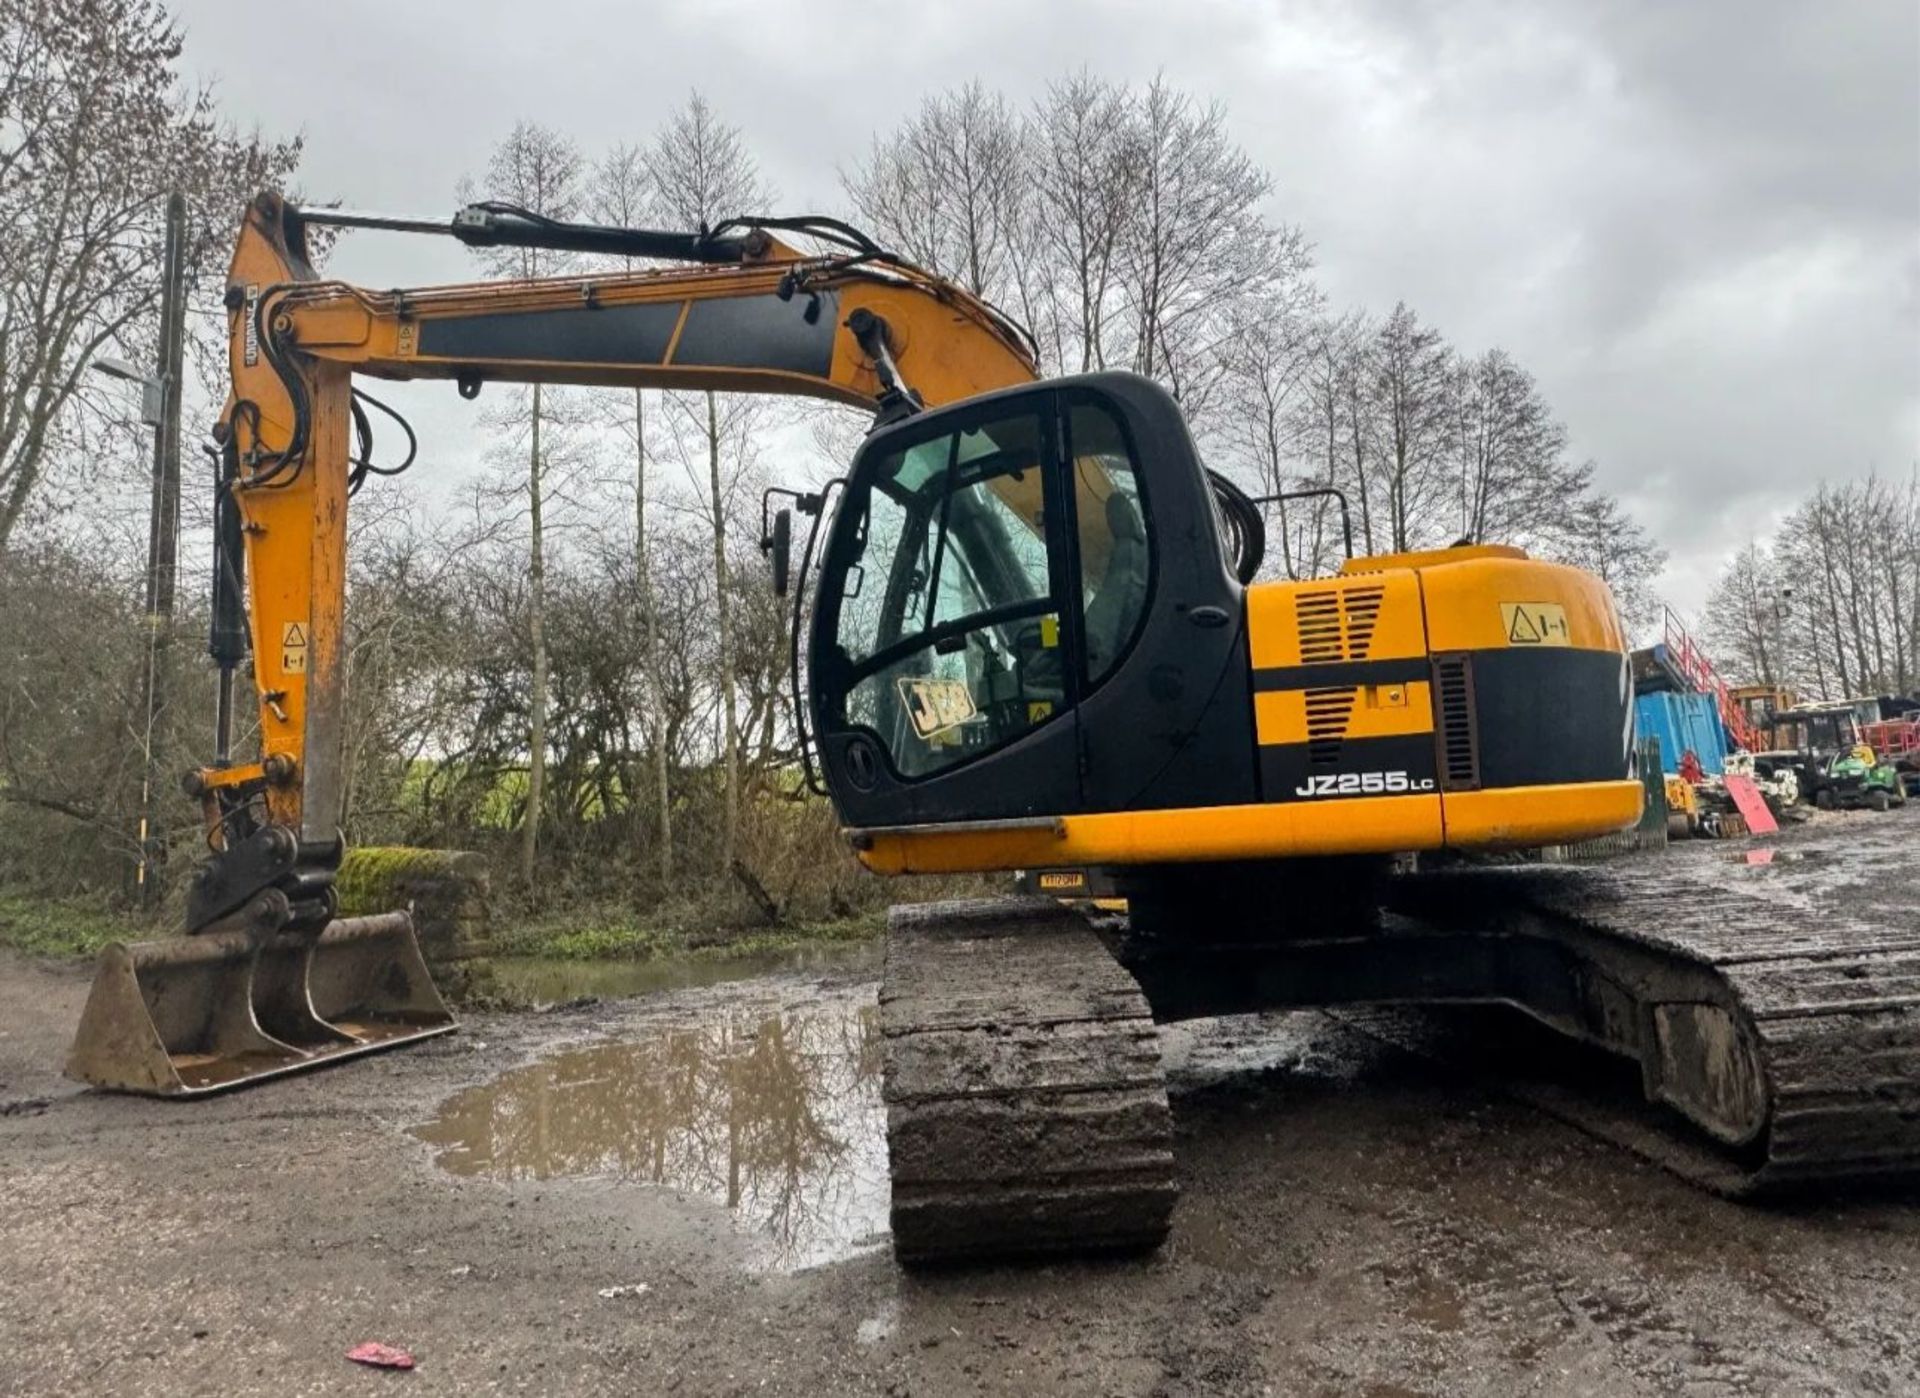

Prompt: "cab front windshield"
[828,408,1062,778]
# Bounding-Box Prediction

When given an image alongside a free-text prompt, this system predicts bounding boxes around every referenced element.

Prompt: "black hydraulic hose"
[245,285,313,488]
[347,387,419,497]
[1208,471,1265,584]
[713,213,884,257]
[351,388,417,474]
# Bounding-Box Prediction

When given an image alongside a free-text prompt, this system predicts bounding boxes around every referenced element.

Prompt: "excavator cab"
[809,372,1257,832]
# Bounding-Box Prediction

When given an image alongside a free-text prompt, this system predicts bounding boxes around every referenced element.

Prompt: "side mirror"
[760,484,826,600]
[766,507,793,597]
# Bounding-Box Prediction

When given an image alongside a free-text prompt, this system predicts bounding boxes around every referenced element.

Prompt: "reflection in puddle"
[415,998,888,1272]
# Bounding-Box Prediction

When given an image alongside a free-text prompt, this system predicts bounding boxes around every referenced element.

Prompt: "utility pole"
[138,192,188,904]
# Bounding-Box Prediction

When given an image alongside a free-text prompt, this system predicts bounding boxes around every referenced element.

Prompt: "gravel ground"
[5,823,1920,1396]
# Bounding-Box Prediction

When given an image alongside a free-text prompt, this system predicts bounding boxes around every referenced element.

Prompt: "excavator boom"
[207,193,1042,900]
[214,194,1038,856]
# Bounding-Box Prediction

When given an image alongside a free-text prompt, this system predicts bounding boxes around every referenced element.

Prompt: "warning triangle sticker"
[283,622,307,648]
[1507,608,1542,644]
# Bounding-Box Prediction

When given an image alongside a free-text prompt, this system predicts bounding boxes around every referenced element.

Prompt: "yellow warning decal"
[280,620,308,674]
[1038,871,1087,891]
[1039,614,1060,648]
[1027,700,1054,723]
[1500,602,1571,646]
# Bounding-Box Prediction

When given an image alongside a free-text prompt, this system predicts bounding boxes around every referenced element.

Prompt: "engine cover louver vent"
[1294,592,1344,663]
[1433,653,1480,790]
[1305,686,1357,765]
[1292,586,1386,766]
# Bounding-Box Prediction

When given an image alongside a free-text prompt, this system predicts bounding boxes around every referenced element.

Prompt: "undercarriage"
[878,821,1920,1264]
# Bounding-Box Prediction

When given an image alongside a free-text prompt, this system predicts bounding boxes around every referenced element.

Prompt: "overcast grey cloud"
[176,0,1918,624]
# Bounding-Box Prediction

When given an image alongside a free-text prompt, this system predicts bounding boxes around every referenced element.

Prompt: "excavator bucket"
[65,912,455,1097]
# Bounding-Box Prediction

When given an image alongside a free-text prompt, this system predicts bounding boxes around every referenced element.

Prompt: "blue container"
[1634,692,1732,775]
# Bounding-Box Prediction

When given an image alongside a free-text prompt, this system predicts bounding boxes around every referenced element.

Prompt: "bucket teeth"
[66,911,456,1097]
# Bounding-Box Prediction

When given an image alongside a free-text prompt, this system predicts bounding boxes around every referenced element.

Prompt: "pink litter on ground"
[1746,849,1776,866]
[347,1342,415,1370]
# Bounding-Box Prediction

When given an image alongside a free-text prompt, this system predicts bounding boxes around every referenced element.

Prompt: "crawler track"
[879,898,1176,1265]
[1389,825,1920,1196]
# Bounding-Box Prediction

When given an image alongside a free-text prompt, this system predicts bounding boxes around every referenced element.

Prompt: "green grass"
[0,891,146,960]
[708,916,882,959]
[493,904,883,963]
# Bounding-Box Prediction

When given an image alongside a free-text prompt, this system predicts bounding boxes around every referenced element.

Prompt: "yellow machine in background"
[1665,773,1701,838]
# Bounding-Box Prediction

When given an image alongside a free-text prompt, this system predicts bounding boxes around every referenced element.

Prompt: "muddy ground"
[5,818,1920,1396]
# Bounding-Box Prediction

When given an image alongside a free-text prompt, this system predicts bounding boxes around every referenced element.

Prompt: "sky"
[174,0,1919,622]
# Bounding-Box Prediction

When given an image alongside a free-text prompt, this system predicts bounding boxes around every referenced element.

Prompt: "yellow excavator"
[71,192,1920,1265]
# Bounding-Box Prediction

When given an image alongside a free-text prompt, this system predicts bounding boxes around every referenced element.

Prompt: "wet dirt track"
[6,824,1920,1395]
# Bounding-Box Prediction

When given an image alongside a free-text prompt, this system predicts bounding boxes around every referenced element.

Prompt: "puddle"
[491,938,881,1004]
[414,995,889,1273]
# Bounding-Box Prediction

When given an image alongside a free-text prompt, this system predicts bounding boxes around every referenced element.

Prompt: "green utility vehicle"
[1756,701,1906,811]
[1822,746,1906,812]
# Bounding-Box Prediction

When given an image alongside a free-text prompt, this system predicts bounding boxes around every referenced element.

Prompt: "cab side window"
[1066,400,1151,684]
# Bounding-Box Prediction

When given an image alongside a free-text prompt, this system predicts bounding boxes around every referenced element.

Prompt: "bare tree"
[841,82,1031,306]
[1365,302,1455,553]
[0,0,301,551]
[1272,312,1363,557]
[1217,283,1333,576]
[1760,476,1920,700]
[588,142,675,891]
[459,120,583,887]
[1113,79,1311,426]
[649,92,770,877]
[1548,489,1667,632]
[1028,72,1137,373]
[1448,349,1577,547]
[1704,542,1792,686]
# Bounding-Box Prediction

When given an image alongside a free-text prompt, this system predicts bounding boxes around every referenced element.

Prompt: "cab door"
[811,389,1083,828]
[1064,378,1256,814]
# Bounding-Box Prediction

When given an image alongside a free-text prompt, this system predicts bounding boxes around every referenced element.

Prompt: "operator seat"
[1084,489,1148,679]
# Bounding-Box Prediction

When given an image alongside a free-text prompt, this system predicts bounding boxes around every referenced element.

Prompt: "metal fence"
[1541,737,1669,862]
